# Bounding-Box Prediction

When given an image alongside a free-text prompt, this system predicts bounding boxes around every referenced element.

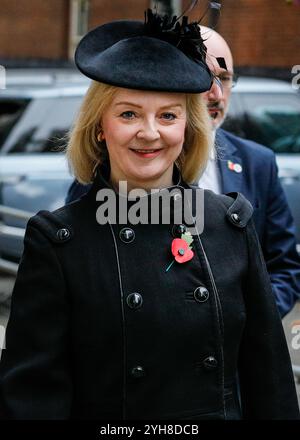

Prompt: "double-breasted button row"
[119,223,192,243]
[127,287,210,308]
[131,360,217,378]
[119,224,191,242]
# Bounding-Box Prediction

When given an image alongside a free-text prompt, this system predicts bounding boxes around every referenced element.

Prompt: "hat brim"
[75,20,212,93]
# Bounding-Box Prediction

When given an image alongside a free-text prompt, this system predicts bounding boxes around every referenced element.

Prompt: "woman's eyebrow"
[114,102,184,109]
[159,104,184,110]
[114,101,142,108]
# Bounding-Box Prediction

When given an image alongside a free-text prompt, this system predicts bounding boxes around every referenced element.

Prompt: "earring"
[97,130,105,142]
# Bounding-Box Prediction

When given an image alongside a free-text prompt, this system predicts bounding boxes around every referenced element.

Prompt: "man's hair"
[66,81,213,184]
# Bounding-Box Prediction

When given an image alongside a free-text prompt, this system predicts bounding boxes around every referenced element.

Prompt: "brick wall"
[89,0,149,27]
[0,0,299,71]
[219,0,300,69]
[185,0,300,69]
[0,0,69,60]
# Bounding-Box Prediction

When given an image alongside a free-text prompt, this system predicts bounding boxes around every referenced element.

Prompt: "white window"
[69,0,90,59]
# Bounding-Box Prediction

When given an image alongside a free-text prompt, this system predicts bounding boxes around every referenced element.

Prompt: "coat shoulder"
[203,189,254,229]
[26,198,86,244]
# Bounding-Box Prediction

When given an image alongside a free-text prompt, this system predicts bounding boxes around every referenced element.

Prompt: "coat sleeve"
[0,217,72,419]
[263,156,300,317]
[238,218,299,419]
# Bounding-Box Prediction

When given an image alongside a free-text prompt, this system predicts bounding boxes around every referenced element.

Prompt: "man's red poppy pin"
[166,232,194,272]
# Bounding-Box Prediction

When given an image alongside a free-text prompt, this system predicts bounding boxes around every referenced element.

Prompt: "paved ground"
[0,272,299,408]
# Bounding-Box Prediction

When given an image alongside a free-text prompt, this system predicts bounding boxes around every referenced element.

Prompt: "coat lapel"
[216,129,243,194]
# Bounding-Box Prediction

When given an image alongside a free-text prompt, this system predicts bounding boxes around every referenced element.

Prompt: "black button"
[131,366,146,378]
[231,213,241,224]
[172,224,186,237]
[56,228,70,241]
[126,292,143,309]
[119,227,135,243]
[194,286,210,303]
[203,356,218,371]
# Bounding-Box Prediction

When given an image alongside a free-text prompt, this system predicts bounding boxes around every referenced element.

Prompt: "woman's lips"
[130,148,163,158]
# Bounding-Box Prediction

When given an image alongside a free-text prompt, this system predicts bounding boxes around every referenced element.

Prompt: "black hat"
[75,9,213,93]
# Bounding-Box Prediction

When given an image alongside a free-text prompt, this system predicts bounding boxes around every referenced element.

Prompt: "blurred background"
[0,0,300,404]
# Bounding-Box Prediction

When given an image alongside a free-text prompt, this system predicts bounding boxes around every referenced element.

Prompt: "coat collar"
[216,129,243,194]
[86,160,187,217]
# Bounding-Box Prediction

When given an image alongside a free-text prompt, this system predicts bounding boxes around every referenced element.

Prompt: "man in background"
[199,26,300,317]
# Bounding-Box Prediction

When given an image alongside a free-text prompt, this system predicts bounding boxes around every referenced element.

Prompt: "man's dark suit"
[65,128,300,317]
[216,129,300,317]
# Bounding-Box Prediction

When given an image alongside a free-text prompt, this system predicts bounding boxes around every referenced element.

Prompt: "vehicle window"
[223,92,300,153]
[0,99,29,147]
[1,96,83,154]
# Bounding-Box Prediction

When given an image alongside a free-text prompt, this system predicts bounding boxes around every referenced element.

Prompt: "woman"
[0,8,299,420]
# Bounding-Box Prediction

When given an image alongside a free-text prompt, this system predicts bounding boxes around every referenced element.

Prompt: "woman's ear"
[97,120,106,142]
[97,130,105,142]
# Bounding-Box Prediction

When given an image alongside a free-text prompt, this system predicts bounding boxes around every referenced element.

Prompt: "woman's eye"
[161,113,176,121]
[120,111,136,119]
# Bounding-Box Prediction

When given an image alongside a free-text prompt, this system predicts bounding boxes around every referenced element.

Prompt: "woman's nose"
[136,119,160,141]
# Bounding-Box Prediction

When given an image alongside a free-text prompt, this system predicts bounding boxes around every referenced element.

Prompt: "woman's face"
[101,88,187,190]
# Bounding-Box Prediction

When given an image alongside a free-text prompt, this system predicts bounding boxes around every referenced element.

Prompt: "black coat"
[0,170,299,420]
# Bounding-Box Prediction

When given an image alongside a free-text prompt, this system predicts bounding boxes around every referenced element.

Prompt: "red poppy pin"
[166,232,194,272]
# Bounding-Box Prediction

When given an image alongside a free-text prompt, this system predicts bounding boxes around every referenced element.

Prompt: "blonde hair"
[67,81,212,184]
